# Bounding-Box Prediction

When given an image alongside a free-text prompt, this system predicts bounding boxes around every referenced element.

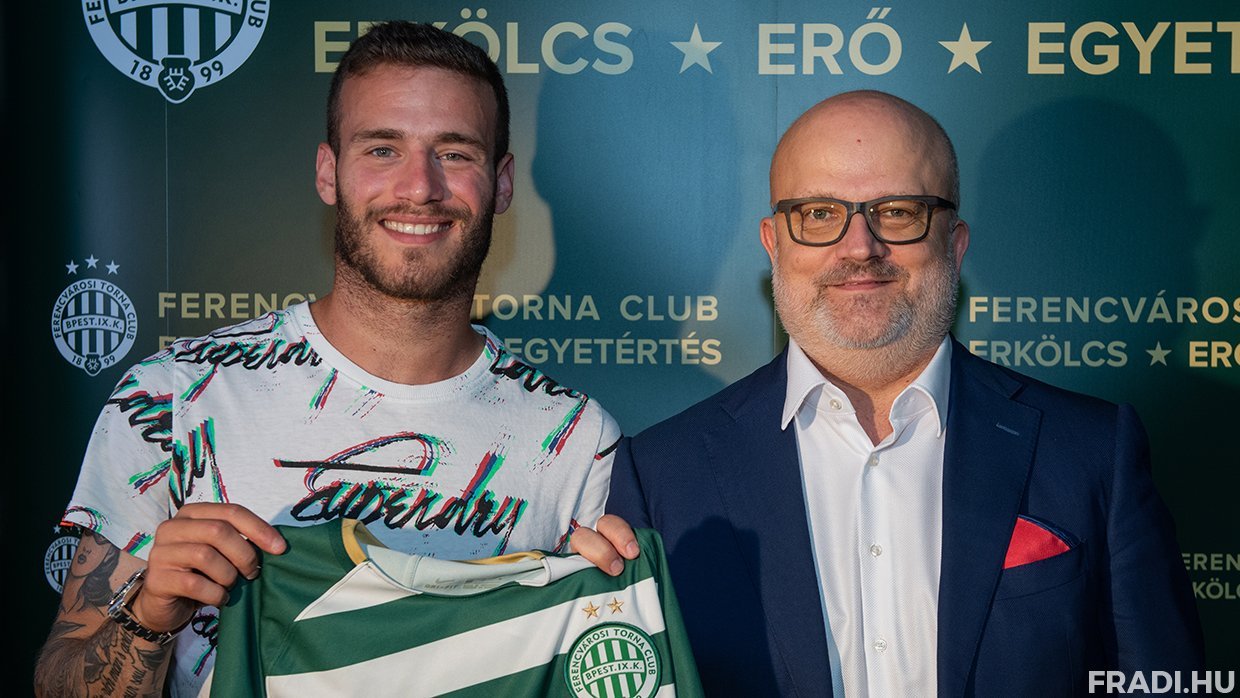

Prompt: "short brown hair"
[326,22,510,162]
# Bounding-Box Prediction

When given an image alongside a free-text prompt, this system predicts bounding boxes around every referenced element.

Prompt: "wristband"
[106,569,182,645]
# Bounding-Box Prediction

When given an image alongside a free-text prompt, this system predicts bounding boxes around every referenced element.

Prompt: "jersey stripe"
[269,577,664,689]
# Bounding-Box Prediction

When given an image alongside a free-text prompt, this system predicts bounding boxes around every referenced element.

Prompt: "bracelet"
[106,569,181,645]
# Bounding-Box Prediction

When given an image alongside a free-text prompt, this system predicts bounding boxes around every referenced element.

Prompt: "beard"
[333,193,494,303]
[772,238,959,355]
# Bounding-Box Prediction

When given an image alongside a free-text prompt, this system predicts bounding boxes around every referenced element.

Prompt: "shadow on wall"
[967,97,1234,666]
[522,35,748,432]
[968,97,1200,299]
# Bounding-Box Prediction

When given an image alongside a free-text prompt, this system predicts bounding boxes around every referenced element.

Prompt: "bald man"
[605,91,1203,696]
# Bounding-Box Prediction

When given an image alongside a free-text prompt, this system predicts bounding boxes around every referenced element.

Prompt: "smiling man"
[36,23,625,697]
[606,91,1204,695]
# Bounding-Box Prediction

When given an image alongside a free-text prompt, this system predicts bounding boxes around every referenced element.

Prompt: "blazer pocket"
[993,542,1085,601]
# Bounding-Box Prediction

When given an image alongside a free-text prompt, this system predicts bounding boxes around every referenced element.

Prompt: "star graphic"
[939,23,991,74]
[1147,342,1171,366]
[106,261,120,275]
[671,24,722,74]
[65,260,79,275]
[607,598,625,614]
[85,255,99,268]
[581,601,600,619]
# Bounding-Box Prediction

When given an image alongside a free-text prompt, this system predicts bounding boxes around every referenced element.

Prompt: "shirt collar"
[781,336,953,437]
[782,339,835,429]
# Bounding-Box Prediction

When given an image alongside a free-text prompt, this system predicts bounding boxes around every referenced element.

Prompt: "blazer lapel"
[937,343,1042,697]
[706,354,834,698]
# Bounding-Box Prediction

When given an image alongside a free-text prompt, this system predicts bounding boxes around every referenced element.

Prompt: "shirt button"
[867,454,879,467]
[874,639,888,652]
[829,399,842,410]
[870,544,883,557]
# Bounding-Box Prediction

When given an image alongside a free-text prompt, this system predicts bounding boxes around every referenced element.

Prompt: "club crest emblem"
[44,527,82,594]
[51,258,138,376]
[564,622,661,698]
[81,0,270,104]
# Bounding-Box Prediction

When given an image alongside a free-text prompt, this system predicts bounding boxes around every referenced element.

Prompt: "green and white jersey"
[209,521,702,698]
[61,302,619,696]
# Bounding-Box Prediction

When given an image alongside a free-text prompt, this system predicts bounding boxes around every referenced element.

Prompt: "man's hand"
[133,503,286,632]
[571,514,640,576]
[34,503,286,697]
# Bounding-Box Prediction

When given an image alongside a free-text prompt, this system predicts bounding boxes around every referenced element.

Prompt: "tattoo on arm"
[85,619,170,696]
[78,531,121,609]
[34,532,172,698]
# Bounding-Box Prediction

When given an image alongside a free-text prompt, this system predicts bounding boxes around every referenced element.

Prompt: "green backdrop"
[6,0,1237,683]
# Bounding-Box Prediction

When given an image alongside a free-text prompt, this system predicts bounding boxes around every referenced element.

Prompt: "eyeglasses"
[772,195,957,246]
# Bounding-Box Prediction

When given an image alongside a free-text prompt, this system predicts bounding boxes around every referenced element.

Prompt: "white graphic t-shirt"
[62,302,620,696]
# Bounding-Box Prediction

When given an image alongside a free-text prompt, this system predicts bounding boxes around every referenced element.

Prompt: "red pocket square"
[1004,516,1071,569]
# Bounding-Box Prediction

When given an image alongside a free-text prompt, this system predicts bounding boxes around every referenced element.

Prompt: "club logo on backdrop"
[44,526,82,594]
[81,0,270,103]
[51,256,138,376]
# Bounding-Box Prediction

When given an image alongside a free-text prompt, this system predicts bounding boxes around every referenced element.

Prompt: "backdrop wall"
[6,0,1237,681]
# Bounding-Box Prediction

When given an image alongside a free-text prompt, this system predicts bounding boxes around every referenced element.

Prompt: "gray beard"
[772,242,959,384]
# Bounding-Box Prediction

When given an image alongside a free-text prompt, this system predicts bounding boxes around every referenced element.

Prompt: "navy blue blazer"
[607,340,1203,697]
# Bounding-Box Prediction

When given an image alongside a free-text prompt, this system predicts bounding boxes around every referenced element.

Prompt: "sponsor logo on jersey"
[51,258,138,376]
[81,0,270,103]
[44,528,82,594]
[565,622,661,698]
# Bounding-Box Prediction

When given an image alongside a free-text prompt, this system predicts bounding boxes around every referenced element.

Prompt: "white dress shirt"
[782,337,952,697]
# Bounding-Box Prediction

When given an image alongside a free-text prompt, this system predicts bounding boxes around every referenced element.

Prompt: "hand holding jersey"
[135,504,288,634]
[137,504,632,641]
[134,507,635,644]
[568,514,640,576]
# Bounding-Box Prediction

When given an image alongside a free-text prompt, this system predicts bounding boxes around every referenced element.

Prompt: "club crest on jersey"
[565,622,661,698]
[51,258,138,376]
[81,0,270,103]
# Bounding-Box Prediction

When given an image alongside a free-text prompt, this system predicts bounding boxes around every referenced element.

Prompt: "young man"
[36,23,624,696]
